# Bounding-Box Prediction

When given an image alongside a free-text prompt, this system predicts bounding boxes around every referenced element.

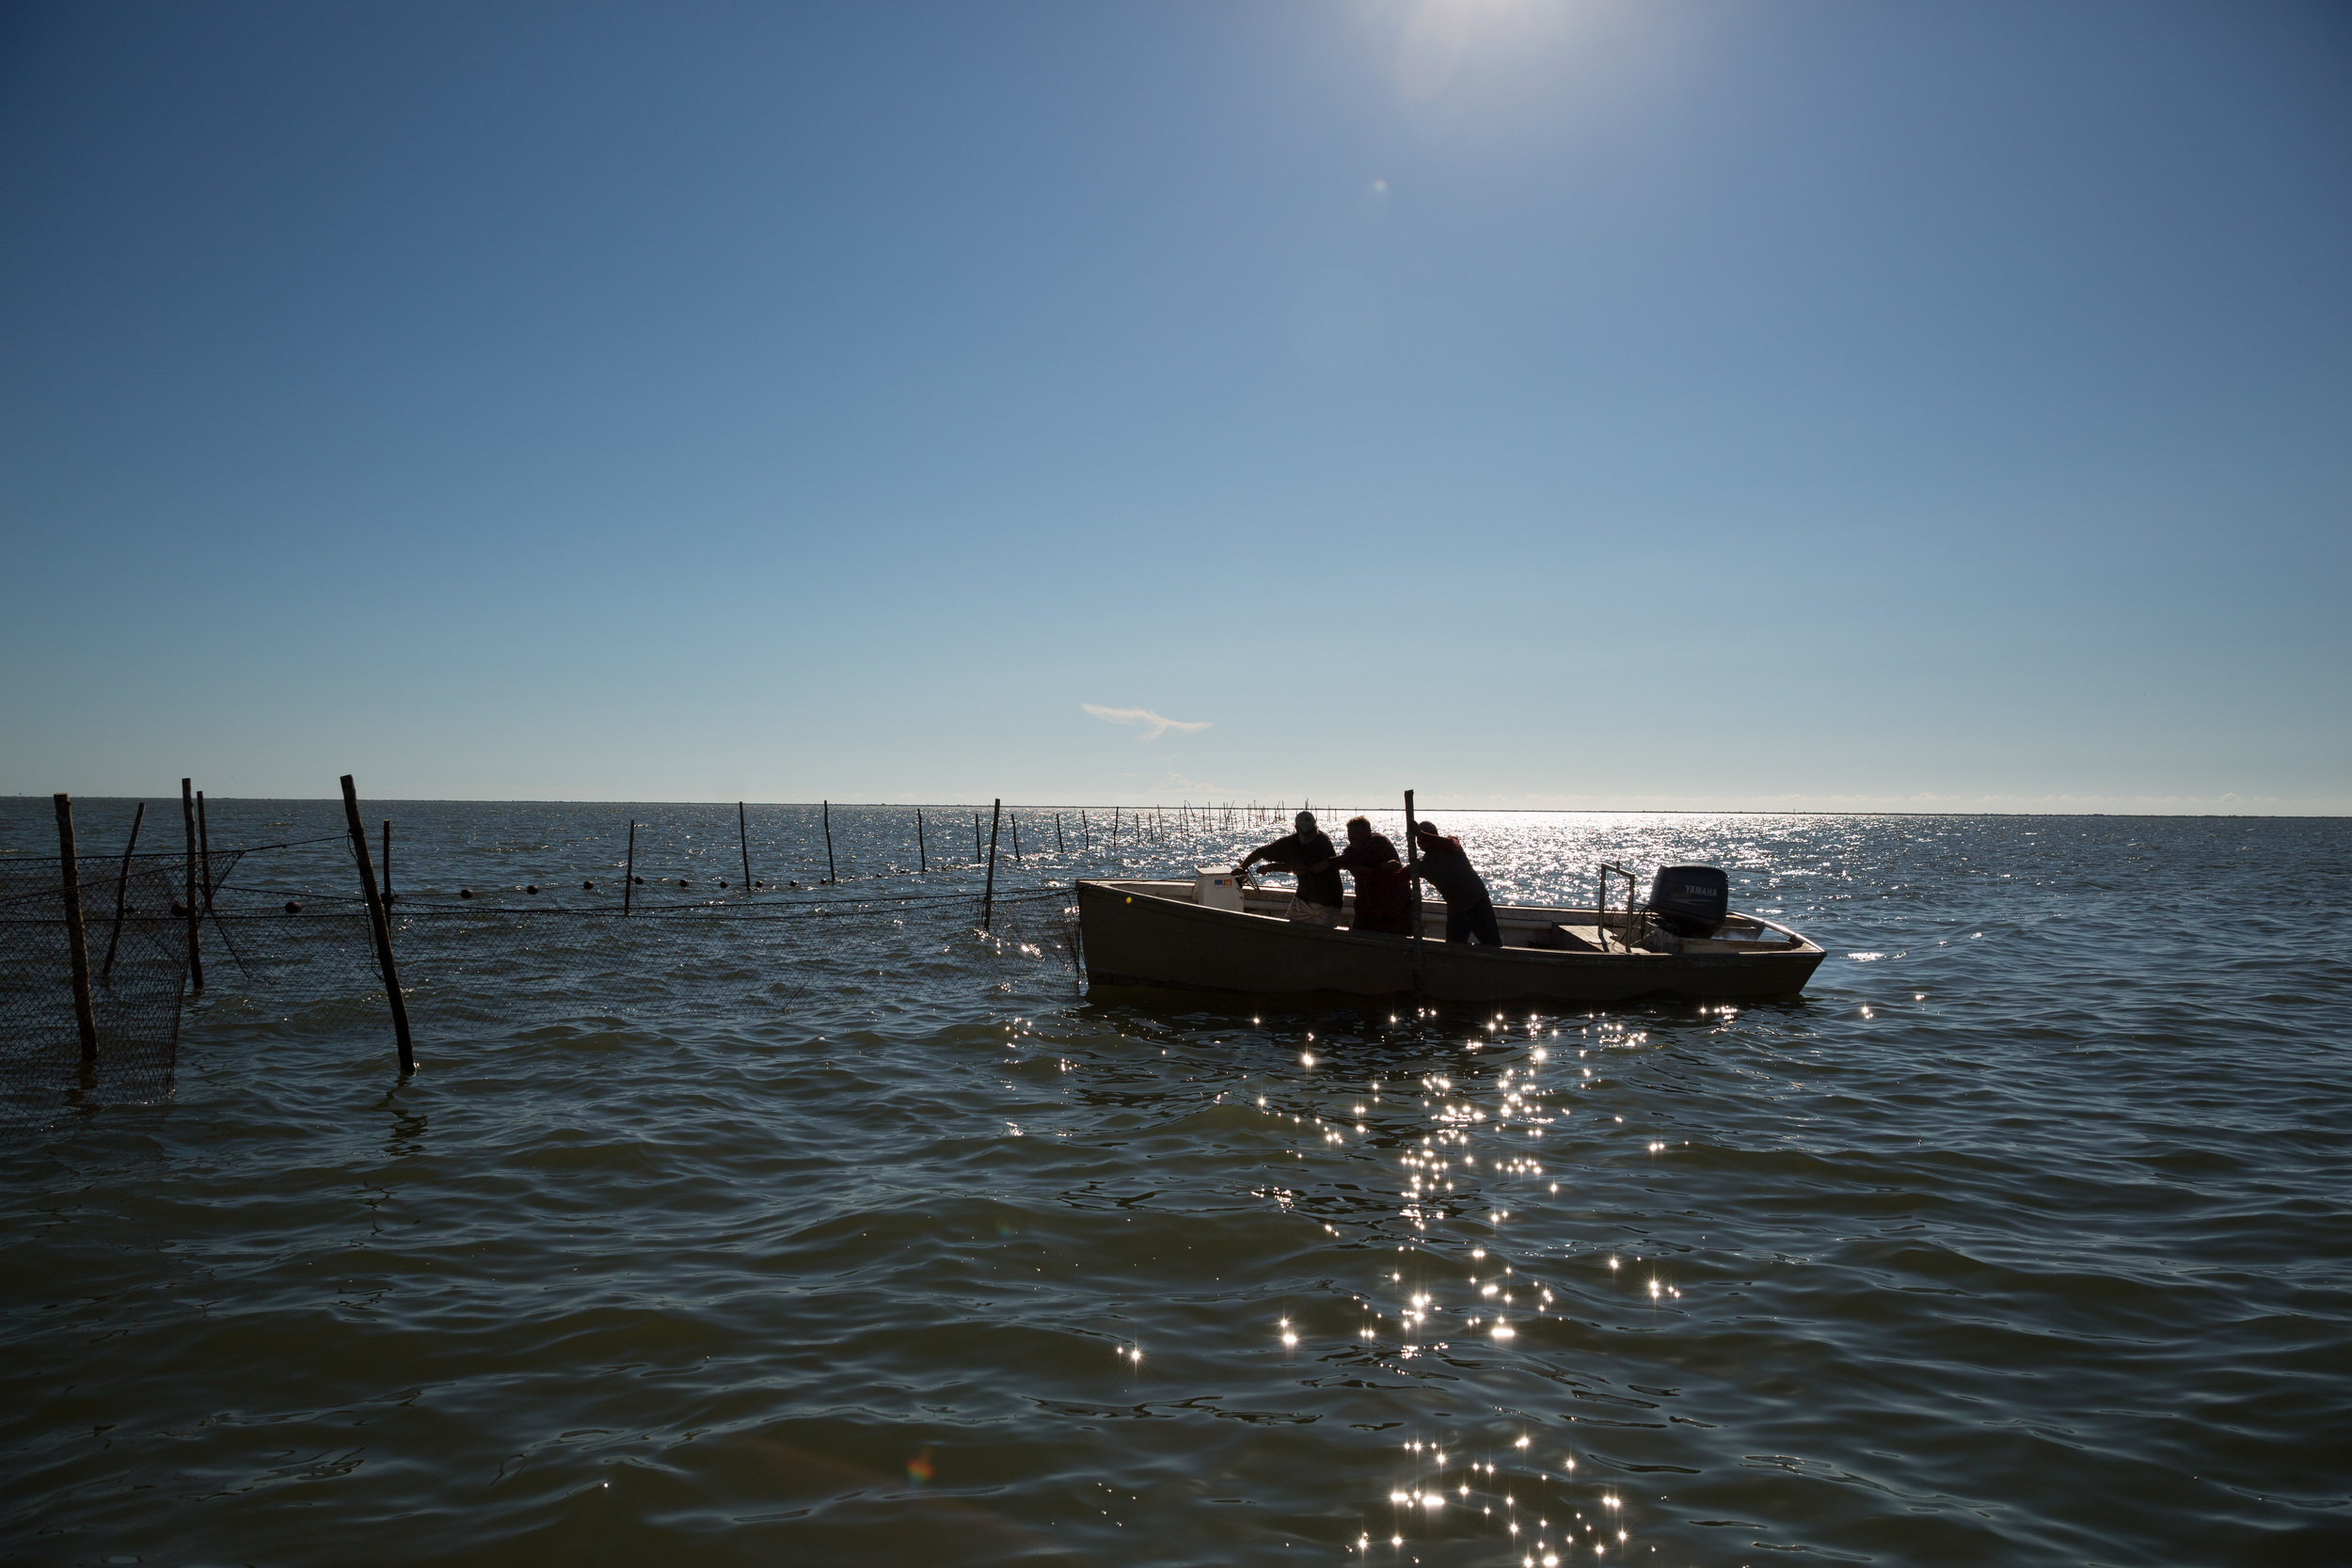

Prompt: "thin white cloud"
[1082,704,1211,741]
[1152,772,1221,795]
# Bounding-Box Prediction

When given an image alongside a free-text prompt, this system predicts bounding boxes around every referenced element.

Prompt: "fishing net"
[0,834,1083,1140]
[0,852,213,1135]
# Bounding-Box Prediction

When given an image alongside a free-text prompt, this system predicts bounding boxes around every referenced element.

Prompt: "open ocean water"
[1,800,2346,1567]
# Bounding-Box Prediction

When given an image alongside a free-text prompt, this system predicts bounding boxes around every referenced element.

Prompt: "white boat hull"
[1075,879,1825,1004]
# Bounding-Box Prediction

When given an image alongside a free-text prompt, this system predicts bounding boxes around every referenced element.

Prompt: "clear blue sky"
[5,1,2346,811]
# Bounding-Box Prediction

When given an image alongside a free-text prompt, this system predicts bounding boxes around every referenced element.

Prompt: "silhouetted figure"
[1236,811,1343,927]
[1410,820,1502,948]
[1335,816,1411,936]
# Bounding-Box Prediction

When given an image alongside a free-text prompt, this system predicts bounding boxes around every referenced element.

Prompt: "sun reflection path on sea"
[853,807,1776,1560]
[1208,999,1694,1563]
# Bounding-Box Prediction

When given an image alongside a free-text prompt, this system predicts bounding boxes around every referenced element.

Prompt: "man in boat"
[1335,816,1412,936]
[1410,820,1504,948]
[1234,811,1344,927]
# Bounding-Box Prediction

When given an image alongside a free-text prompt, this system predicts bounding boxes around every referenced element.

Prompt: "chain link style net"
[0,852,223,1134]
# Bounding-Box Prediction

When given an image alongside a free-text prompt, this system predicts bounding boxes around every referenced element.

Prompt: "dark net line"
[2,842,1080,1138]
[190,887,1084,1028]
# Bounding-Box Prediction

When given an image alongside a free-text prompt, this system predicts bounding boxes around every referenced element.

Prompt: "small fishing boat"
[1074,866,1823,1004]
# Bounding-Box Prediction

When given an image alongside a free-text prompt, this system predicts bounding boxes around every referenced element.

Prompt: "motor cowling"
[1648,865,1729,938]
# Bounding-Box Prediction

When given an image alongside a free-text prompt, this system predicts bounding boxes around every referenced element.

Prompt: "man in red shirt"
[1335,816,1411,935]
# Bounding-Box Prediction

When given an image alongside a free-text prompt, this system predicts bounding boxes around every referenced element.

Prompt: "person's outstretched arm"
[1235,836,1291,877]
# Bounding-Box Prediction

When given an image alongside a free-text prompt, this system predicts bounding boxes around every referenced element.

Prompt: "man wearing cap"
[1235,811,1344,927]
[1410,820,1504,948]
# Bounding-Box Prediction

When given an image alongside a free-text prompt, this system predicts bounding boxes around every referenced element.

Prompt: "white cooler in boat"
[1194,867,1245,911]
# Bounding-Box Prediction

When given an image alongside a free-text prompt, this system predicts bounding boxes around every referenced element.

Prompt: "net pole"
[53,794,99,1063]
[179,780,204,991]
[917,809,927,873]
[972,814,980,864]
[625,820,636,913]
[1056,813,1063,853]
[197,790,216,911]
[739,801,754,895]
[823,801,837,884]
[101,801,144,988]
[1405,789,1425,1012]
[983,799,1001,931]
[341,774,414,1074]
[1011,813,1021,864]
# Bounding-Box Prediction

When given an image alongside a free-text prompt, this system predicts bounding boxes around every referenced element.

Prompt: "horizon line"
[6,794,2344,820]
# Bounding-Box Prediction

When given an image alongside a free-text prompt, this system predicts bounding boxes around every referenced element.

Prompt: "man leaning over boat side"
[1409,819,1504,948]
[1235,811,1344,927]
[1335,816,1412,936]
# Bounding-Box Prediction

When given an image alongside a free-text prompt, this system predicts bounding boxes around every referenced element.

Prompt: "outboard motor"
[1647,865,1729,939]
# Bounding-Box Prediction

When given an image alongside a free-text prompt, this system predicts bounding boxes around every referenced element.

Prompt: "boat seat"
[1524,923,1602,952]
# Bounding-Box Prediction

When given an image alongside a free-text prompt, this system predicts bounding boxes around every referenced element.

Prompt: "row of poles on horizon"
[612,797,1321,911]
[36,784,1322,1082]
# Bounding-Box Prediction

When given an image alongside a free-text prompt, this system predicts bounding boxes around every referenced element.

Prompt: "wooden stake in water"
[739,801,754,895]
[340,774,413,1074]
[101,801,145,988]
[973,813,981,864]
[1056,813,1064,853]
[53,794,99,1062]
[1010,813,1021,864]
[1405,788,1425,1010]
[917,808,928,873]
[195,790,215,912]
[179,780,203,991]
[625,820,636,913]
[823,800,837,884]
[983,798,1001,931]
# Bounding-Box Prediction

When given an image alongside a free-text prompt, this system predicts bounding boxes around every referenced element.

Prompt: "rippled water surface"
[3,802,2347,1566]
